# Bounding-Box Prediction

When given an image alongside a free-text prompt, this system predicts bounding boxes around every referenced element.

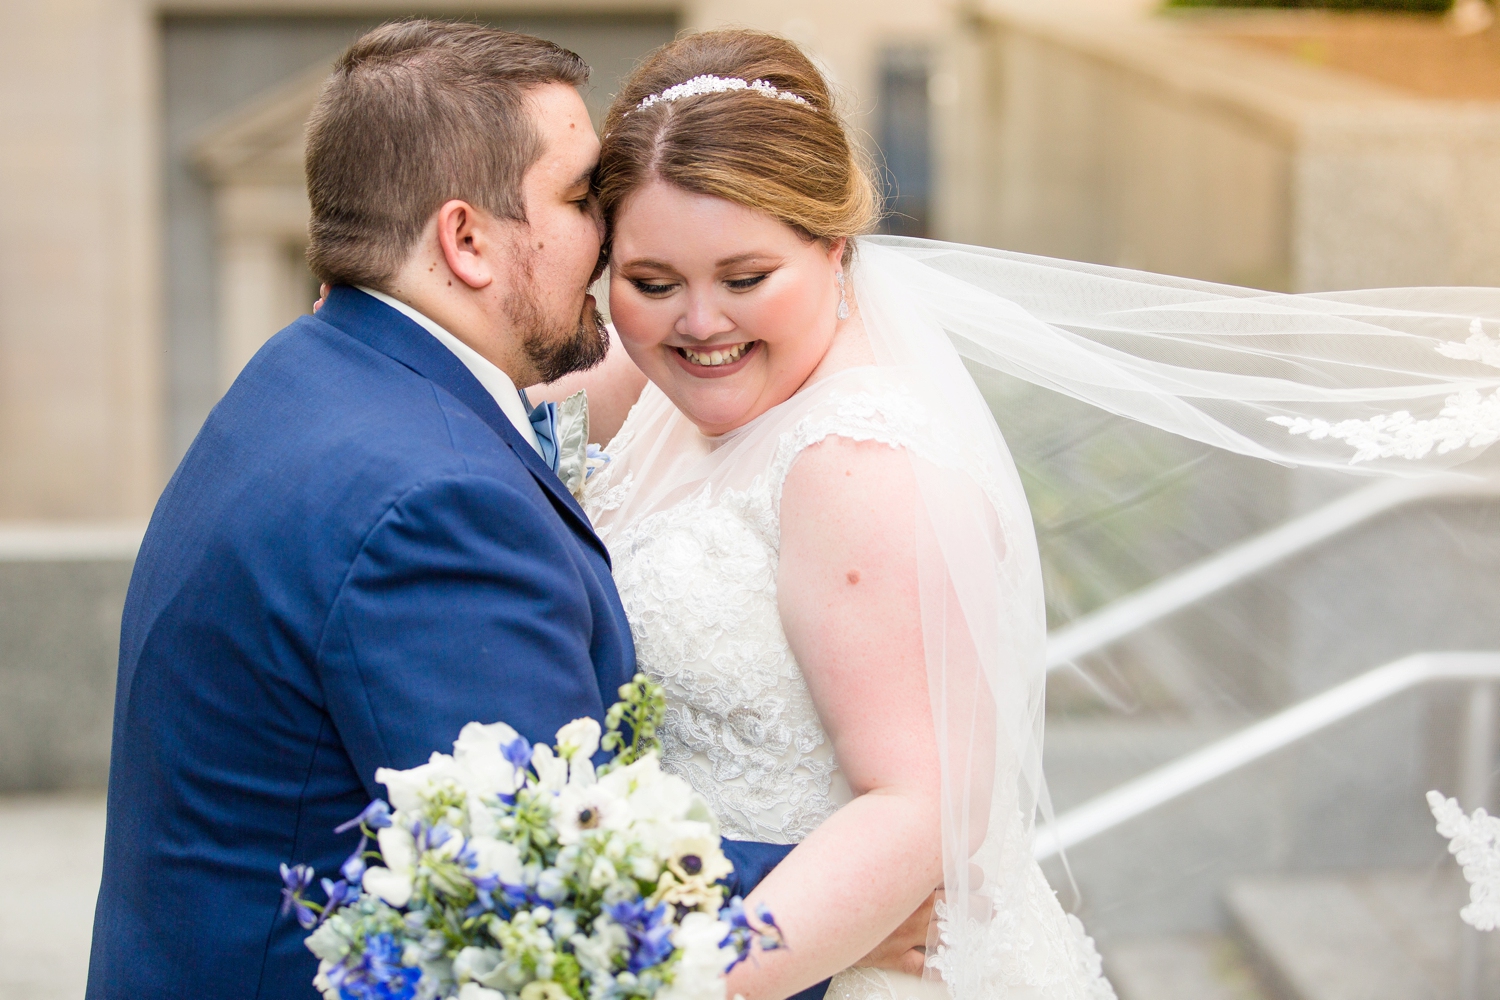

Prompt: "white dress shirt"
[358,287,542,458]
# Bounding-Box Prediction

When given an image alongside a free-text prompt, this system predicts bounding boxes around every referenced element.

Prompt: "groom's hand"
[855,889,937,976]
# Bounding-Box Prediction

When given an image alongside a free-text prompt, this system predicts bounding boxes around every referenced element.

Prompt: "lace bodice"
[583,377,933,841]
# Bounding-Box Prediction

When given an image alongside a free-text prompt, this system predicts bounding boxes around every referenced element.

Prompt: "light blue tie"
[519,390,560,473]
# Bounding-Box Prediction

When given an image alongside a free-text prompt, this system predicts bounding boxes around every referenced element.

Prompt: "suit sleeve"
[318,474,606,795]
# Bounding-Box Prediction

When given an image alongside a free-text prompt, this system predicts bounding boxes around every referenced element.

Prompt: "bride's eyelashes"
[628,277,679,296]
[625,273,770,297]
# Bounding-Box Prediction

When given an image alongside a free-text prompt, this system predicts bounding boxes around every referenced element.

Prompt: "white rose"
[554,718,602,761]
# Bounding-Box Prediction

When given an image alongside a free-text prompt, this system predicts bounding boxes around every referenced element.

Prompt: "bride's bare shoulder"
[778,432,919,539]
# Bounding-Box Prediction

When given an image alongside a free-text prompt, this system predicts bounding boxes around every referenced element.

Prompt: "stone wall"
[974,0,1500,292]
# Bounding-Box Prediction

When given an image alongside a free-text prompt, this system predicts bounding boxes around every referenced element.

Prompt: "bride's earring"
[836,271,850,321]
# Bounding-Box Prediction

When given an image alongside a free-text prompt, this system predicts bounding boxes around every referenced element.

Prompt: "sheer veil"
[847,235,1500,998]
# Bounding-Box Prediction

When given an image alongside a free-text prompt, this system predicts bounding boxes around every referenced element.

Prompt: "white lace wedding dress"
[583,366,1116,1000]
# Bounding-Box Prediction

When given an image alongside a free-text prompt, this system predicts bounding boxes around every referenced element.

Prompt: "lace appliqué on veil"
[1269,320,1500,465]
[1428,790,1500,931]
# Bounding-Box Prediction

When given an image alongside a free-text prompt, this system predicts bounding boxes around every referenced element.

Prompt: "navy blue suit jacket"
[86,288,804,998]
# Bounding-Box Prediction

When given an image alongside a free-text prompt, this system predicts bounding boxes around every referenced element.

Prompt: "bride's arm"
[727,436,945,1000]
[524,325,647,445]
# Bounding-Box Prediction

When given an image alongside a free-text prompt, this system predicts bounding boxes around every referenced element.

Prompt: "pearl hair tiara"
[632,74,811,113]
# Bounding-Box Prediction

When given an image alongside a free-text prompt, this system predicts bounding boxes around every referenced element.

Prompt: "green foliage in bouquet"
[601,674,667,770]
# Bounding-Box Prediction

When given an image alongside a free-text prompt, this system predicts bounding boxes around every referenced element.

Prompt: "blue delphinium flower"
[335,800,393,835]
[328,933,421,1000]
[464,872,503,918]
[608,898,675,974]
[502,735,532,774]
[341,840,369,884]
[280,863,319,929]
[755,903,786,953]
[719,896,784,971]
[320,878,357,922]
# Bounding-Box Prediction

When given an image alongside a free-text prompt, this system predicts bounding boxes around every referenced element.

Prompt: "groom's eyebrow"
[568,166,595,191]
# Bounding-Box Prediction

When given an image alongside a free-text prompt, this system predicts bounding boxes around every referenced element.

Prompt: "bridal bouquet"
[280,675,783,1000]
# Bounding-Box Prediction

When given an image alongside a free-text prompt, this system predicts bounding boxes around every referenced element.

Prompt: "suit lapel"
[315,286,608,562]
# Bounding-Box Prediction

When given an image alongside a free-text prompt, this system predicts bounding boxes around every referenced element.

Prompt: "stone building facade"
[3,0,1499,521]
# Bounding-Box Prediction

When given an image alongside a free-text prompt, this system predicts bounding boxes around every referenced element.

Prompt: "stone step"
[1104,933,1270,1000]
[1224,870,1500,1000]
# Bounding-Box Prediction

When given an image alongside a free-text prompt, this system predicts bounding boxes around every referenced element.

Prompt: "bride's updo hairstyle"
[596,30,877,266]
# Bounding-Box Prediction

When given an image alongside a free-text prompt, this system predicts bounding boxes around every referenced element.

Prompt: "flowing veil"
[846,236,1500,998]
[587,232,1500,998]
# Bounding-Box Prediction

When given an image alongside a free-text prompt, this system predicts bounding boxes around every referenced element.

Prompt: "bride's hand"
[855,890,936,975]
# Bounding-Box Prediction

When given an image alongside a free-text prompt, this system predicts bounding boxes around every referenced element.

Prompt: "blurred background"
[3,0,1499,996]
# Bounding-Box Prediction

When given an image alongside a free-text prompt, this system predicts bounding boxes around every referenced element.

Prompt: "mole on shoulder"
[846,570,860,585]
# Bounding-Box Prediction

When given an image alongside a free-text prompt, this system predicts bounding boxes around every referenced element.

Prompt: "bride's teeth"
[681,343,750,366]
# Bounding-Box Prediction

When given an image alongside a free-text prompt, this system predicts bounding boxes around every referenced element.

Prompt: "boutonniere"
[554,391,610,501]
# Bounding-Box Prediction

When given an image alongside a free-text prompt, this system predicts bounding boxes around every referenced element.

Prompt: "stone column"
[0,0,163,519]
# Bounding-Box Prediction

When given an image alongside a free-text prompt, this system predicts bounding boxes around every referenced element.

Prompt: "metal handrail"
[1045,476,1500,671]
[1034,651,1500,861]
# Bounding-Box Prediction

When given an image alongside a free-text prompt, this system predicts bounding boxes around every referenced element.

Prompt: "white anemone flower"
[553,782,628,845]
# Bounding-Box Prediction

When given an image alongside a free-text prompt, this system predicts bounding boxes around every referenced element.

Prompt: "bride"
[539,27,1500,1000]
[548,28,1113,1000]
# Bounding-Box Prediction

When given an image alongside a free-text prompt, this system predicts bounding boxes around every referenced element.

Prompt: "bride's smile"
[608,180,864,436]
[673,339,757,372]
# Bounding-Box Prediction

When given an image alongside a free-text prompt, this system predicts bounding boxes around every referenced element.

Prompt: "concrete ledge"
[0,523,140,792]
[0,522,143,562]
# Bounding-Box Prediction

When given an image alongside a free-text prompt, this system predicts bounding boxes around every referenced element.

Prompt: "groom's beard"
[507,260,610,385]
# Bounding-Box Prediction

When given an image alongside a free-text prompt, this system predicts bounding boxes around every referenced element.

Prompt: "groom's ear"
[434,199,512,291]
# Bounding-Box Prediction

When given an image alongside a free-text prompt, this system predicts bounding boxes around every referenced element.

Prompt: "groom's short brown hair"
[305,20,589,288]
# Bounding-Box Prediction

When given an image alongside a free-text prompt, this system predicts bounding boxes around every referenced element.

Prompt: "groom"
[88,20,924,999]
